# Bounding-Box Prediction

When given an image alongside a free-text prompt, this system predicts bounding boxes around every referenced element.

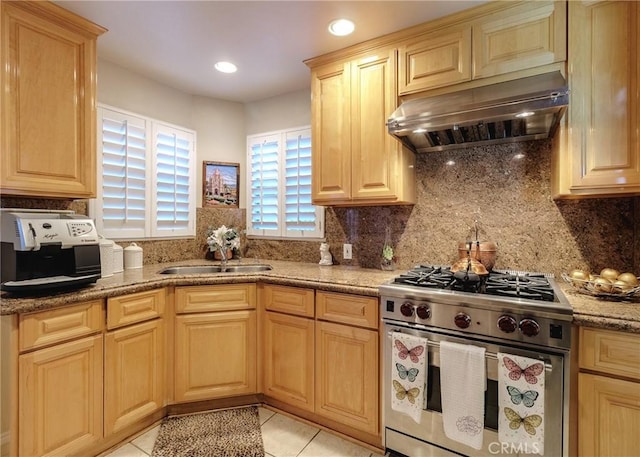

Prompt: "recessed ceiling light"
[328,19,355,36]
[214,61,237,73]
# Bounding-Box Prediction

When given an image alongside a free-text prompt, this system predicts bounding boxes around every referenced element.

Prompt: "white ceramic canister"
[124,242,143,269]
[99,236,114,278]
[112,243,124,273]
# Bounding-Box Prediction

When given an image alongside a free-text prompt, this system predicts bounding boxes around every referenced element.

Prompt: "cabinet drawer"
[316,291,378,329]
[107,289,165,329]
[19,300,104,352]
[261,284,315,318]
[175,284,256,314]
[580,327,640,381]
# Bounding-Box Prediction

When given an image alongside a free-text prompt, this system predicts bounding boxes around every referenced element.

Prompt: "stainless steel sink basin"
[158,264,272,274]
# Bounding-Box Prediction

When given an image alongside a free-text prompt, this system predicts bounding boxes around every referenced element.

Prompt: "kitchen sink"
[158,264,272,274]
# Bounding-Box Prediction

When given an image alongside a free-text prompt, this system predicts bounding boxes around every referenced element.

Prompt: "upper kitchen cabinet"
[0,1,106,198]
[472,1,566,80]
[396,1,566,96]
[307,48,416,206]
[553,1,640,198]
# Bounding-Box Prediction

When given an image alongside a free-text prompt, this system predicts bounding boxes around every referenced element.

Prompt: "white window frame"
[246,126,324,240]
[91,104,196,240]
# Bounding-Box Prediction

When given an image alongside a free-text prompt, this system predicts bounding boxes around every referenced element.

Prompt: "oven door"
[383,322,567,457]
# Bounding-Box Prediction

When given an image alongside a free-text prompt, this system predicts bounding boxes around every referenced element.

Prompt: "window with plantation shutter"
[247,127,324,239]
[92,105,196,240]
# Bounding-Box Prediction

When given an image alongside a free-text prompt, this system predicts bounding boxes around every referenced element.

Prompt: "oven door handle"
[386,330,553,374]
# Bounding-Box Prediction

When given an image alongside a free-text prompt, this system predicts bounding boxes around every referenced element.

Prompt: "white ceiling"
[56,1,487,103]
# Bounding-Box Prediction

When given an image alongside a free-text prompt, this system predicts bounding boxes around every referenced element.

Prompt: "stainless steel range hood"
[387,71,569,153]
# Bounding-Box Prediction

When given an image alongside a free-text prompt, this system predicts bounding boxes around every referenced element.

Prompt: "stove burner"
[393,265,556,302]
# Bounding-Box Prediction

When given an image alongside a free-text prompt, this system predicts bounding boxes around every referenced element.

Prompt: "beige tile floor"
[103,407,386,457]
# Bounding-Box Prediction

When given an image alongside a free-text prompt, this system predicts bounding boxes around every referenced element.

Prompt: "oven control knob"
[497,315,518,333]
[519,318,541,337]
[400,302,414,317]
[416,305,431,320]
[454,312,471,329]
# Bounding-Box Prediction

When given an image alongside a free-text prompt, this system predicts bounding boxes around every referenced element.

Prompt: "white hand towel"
[390,333,428,423]
[440,341,486,450]
[498,352,545,455]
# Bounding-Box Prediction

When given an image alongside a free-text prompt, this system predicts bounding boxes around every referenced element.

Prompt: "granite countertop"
[2,259,639,334]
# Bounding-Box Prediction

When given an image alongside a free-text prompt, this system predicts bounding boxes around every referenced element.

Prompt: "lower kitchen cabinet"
[315,321,379,435]
[263,311,315,411]
[578,327,640,456]
[104,318,165,436]
[174,284,257,402]
[104,289,166,436]
[19,334,104,457]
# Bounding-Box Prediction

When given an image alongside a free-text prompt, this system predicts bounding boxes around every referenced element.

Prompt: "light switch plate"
[343,243,352,260]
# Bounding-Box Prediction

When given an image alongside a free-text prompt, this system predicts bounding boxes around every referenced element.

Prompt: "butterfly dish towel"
[439,341,486,450]
[498,352,545,455]
[391,332,428,423]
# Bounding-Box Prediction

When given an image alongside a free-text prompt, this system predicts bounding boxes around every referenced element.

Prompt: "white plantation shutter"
[92,105,196,240]
[152,124,195,237]
[284,129,320,237]
[96,108,148,239]
[247,127,323,239]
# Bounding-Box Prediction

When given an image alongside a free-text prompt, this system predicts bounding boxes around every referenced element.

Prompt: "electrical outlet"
[343,243,353,260]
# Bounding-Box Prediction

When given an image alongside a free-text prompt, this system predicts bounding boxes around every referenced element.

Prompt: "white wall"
[96,59,246,208]
[244,89,311,135]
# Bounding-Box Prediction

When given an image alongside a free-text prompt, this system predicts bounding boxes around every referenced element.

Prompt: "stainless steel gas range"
[380,265,573,457]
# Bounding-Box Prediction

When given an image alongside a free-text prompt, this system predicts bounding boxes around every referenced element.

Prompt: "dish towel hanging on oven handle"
[390,332,428,423]
[498,352,545,455]
[440,341,486,450]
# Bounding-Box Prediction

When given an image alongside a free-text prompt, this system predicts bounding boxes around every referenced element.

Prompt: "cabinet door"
[563,1,640,196]
[472,1,566,79]
[579,373,640,457]
[104,319,165,436]
[398,26,472,94]
[310,60,352,204]
[174,310,256,402]
[0,2,105,198]
[19,334,103,457]
[263,311,315,412]
[315,321,378,435]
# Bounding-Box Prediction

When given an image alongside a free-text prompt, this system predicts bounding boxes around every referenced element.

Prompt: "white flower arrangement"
[206,225,240,254]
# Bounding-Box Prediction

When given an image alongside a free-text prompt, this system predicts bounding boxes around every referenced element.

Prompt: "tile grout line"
[295,428,322,457]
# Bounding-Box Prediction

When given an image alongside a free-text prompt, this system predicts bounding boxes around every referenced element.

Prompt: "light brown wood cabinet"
[17,302,105,457]
[308,48,416,206]
[104,290,166,436]
[261,284,315,411]
[315,292,379,436]
[553,1,640,198]
[174,284,257,402]
[0,1,106,198]
[578,327,640,456]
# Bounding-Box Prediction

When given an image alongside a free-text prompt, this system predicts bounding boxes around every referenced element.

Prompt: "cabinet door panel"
[1,2,104,198]
[175,311,256,402]
[311,61,352,204]
[473,1,566,78]
[175,284,256,314]
[565,1,640,195]
[398,26,471,94]
[105,319,165,436]
[19,335,103,457]
[263,311,315,411]
[315,321,378,434]
[579,373,640,457]
[351,49,399,202]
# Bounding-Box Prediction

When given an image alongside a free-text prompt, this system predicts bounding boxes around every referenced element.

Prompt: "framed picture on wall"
[202,161,240,208]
